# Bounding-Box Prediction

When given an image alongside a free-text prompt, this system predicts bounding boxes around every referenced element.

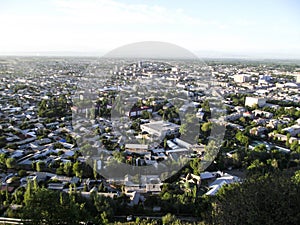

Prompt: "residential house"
[127,106,153,117]
[283,125,300,137]
[205,173,240,196]
[125,144,149,155]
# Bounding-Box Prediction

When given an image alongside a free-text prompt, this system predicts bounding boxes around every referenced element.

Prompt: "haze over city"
[0,0,299,58]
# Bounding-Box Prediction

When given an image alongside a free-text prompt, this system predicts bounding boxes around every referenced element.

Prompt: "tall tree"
[21,189,85,225]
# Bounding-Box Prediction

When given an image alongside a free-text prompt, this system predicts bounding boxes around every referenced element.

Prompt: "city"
[0,56,299,224]
[1,0,300,224]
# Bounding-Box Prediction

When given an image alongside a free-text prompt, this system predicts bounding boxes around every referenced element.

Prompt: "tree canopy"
[209,171,300,225]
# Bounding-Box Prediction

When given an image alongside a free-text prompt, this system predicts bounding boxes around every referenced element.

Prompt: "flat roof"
[141,120,180,132]
[125,144,148,149]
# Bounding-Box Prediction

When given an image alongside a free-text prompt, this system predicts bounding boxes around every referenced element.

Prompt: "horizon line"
[0,51,300,61]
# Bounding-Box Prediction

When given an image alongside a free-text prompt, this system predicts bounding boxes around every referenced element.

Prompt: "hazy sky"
[0,0,299,57]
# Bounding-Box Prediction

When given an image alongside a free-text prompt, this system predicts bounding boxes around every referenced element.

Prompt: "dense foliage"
[208,171,300,225]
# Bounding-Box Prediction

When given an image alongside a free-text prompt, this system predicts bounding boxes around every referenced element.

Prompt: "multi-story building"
[233,74,251,83]
[245,97,266,108]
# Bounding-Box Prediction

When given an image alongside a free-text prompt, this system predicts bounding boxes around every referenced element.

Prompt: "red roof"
[1,185,15,192]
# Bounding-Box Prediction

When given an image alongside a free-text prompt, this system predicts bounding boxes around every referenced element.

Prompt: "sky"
[0,0,299,58]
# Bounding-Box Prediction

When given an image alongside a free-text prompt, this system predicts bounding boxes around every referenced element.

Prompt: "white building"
[141,120,180,137]
[233,74,251,83]
[296,74,300,83]
[245,97,266,108]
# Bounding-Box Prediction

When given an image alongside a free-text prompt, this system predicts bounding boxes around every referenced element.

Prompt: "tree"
[290,141,298,151]
[210,171,300,225]
[93,160,98,180]
[65,134,75,144]
[189,158,202,175]
[247,159,265,175]
[235,131,249,147]
[292,170,300,184]
[0,136,7,148]
[286,133,291,148]
[162,213,178,225]
[201,100,210,112]
[112,151,125,163]
[72,161,83,178]
[163,138,168,149]
[239,117,246,124]
[53,142,64,149]
[36,161,46,172]
[141,110,151,119]
[100,211,109,224]
[24,180,33,205]
[6,158,17,169]
[0,153,7,169]
[63,161,73,176]
[92,194,115,221]
[202,140,218,169]
[6,143,17,150]
[18,170,28,177]
[21,189,85,225]
[179,124,187,136]
[201,122,212,133]
[180,114,200,143]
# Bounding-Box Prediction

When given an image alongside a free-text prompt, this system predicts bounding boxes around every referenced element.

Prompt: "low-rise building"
[124,174,162,194]
[283,125,300,137]
[125,144,149,155]
[250,126,267,136]
[127,106,153,117]
[205,173,240,196]
[141,120,180,138]
[252,110,273,119]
